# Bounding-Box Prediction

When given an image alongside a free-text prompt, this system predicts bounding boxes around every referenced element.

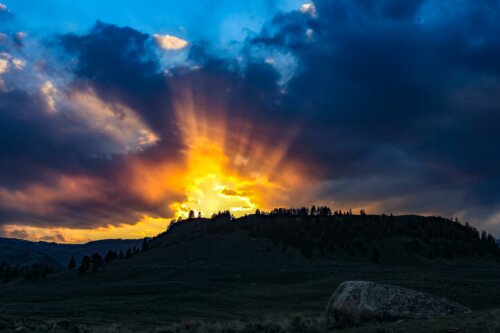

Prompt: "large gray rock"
[325,281,471,328]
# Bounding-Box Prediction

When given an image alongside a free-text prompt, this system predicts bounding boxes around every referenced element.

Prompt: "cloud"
[0,58,7,73]
[67,88,159,153]
[153,33,188,50]
[1,1,500,238]
[0,2,12,22]
[60,21,176,135]
[11,57,24,70]
[251,8,318,49]
[300,2,317,18]
[40,81,57,112]
[254,0,500,233]
[2,228,29,240]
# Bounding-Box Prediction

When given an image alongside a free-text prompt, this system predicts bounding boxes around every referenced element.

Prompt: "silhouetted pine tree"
[92,253,103,267]
[105,250,114,263]
[68,257,76,270]
[141,238,149,252]
[79,255,91,275]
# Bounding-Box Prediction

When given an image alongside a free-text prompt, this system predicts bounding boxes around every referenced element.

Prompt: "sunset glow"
[2,0,499,243]
[0,88,307,243]
[165,86,305,220]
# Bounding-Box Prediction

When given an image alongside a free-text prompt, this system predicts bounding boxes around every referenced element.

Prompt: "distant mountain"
[0,238,143,267]
[0,246,64,269]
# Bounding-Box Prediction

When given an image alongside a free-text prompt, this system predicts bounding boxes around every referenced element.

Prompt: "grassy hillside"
[0,214,499,331]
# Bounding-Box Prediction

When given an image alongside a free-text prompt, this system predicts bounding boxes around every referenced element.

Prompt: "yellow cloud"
[1,215,170,243]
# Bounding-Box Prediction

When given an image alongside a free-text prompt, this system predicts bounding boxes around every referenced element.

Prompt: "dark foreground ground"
[1,216,500,332]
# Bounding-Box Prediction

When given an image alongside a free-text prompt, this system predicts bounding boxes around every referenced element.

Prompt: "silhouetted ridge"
[150,211,499,261]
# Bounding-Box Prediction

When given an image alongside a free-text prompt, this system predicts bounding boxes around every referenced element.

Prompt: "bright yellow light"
[169,137,260,218]
[164,86,302,220]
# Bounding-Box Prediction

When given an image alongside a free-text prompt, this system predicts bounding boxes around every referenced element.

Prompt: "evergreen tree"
[104,250,114,263]
[92,253,103,267]
[141,238,149,252]
[126,248,133,259]
[68,257,76,270]
[78,255,91,275]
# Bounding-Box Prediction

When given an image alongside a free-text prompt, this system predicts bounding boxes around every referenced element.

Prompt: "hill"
[0,213,499,332]
[0,237,143,267]
[151,212,499,262]
[0,246,63,269]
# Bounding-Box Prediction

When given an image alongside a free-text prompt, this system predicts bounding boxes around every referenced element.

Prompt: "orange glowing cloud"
[0,175,103,216]
[1,81,312,243]
[124,82,310,221]
[1,215,170,243]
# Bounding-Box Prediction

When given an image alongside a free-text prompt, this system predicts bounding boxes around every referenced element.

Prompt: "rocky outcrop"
[325,281,471,328]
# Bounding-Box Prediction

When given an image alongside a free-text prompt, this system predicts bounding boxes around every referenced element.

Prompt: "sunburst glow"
[167,87,301,219]
[170,137,260,218]
[0,86,309,243]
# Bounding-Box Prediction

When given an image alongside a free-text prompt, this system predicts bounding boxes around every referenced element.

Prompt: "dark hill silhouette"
[150,213,499,261]
[0,246,63,269]
[0,237,142,266]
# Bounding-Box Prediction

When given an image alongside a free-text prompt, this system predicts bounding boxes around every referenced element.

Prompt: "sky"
[0,0,500,243]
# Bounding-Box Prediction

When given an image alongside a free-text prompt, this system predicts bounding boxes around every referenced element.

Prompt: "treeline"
[174,206,499,262]
[259,206,357,217]
[69,239,149,275]
[0,262,58,283]
[208,206,359,219]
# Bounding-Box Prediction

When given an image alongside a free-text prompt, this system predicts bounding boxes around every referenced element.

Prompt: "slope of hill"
[0,214,499,332]
[151,213,500,262]
[0,238,143,267]
[0,246,64,269]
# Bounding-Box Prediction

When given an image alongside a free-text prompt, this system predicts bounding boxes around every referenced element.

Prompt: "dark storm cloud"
[251,10,318,48]
[0,22,183,228]
[54,6,500,234]
[2,1,500,235]
[246,0,500,232]
[59,21,176,136]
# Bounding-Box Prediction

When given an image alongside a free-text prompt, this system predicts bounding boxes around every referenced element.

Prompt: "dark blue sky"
[1,0,500,241]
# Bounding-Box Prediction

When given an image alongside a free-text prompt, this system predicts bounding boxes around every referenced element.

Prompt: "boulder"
[325,281,471,328]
